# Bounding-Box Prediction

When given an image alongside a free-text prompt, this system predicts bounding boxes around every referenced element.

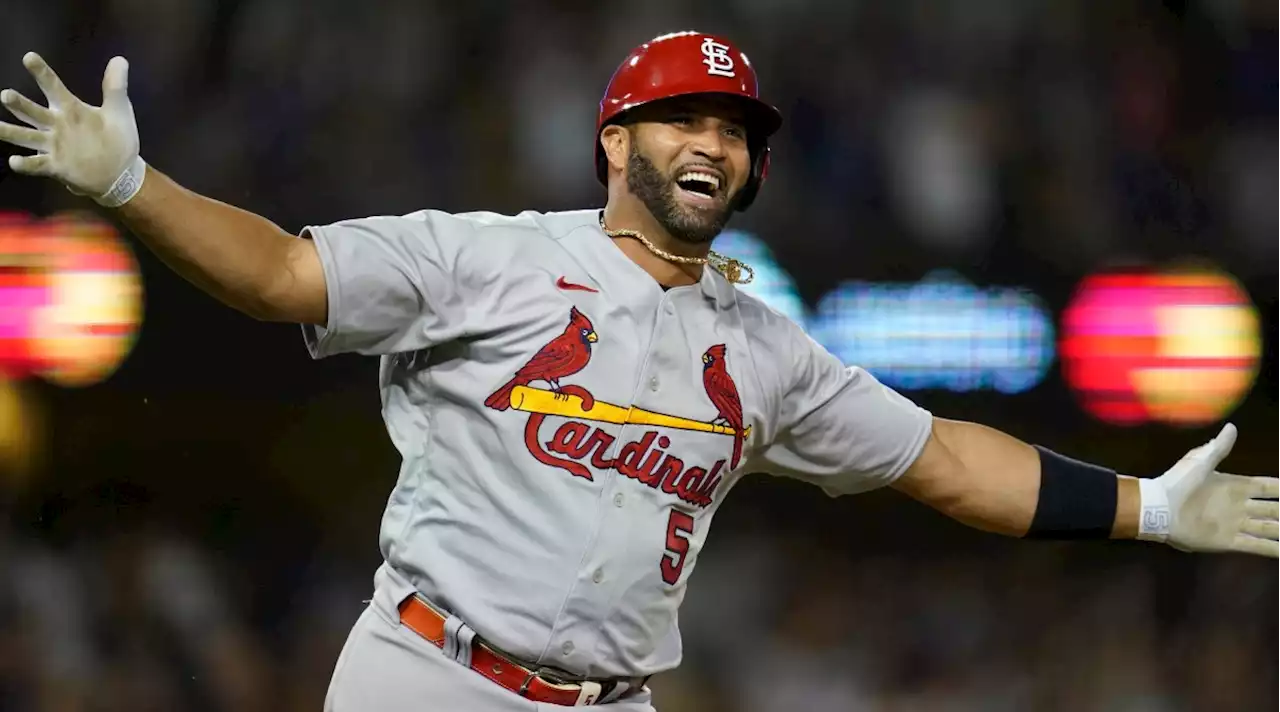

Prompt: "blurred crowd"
[0,513,1275,712]
[0,0,1276,710]
[1,0,1275,289]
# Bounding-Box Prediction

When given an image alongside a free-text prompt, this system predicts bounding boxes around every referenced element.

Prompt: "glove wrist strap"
[95,155,147,208]
[1136,478,1171,543]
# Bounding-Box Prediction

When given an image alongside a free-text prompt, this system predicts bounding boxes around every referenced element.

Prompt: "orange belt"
[397,595,647,707]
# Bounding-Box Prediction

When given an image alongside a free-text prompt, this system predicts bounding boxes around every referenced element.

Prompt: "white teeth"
[677,171,720,190]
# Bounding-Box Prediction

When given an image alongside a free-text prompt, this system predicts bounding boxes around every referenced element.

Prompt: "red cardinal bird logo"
[702,344,745,469]
[485,307,599,411]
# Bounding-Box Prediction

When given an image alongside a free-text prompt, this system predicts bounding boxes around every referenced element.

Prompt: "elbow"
[239,278,291,322]
[941,499,1028,538]
[894,420,1032,538]
[901,475,1000,534]
[242,288,322,325]
[248,237,328,324]
[243,301,285,323]
[187,276,287,323]
[892,421,971,513]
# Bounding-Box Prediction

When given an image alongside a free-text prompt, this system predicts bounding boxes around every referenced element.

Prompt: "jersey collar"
[536,208,739,310]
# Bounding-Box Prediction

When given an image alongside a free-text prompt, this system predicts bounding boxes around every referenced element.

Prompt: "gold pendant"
[599,214,755,285]
[710,253,754,285]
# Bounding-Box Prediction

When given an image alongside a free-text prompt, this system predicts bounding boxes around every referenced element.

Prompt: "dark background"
[0,0,1276,710]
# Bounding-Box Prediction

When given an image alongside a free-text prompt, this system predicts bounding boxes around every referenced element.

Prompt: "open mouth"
[674,170,722,205]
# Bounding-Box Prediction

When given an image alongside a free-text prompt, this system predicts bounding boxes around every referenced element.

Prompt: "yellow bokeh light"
[0,211,145,388]
[1062,264,1261,427]
[0,376,45,487]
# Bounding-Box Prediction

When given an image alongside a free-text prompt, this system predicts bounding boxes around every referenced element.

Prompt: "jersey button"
[649,376,659,391]
[592,568,604,584]
[561,640,575,656]
[613,492,625,507]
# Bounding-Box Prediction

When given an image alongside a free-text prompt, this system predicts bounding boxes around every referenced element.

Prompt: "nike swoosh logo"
[556,276,599,293]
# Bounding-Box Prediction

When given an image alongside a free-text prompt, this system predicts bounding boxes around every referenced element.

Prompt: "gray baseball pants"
[323,569,657,711]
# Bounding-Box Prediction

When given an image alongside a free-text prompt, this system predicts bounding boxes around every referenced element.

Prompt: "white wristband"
[95,155,147,208]
[1136,478,1172,542]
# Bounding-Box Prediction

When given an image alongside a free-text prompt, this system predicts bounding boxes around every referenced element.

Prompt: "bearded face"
[619,98,753,246]
[625,142,740,245]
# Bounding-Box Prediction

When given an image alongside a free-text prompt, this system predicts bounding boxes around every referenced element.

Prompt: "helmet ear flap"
[734,141,770,211]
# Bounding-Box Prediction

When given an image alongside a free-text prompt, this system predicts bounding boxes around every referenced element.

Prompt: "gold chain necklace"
[598,214,754,285]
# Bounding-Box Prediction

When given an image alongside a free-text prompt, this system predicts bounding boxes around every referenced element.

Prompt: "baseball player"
[1,31,1276,711]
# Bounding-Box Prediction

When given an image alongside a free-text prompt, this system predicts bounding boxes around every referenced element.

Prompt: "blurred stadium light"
[0,375,45,489]
[0,211,144,388]
[809,270,1055,394]
[1060,264,1261,427]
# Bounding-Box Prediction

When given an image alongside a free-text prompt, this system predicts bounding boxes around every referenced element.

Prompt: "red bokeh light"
[0,211,144,387]
[1060,266,1261,427]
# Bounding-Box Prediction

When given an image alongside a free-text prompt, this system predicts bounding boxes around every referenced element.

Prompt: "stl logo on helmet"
[700,38,735,78]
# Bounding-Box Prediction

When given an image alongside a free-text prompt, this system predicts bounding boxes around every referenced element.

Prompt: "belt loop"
[442,615,476,668]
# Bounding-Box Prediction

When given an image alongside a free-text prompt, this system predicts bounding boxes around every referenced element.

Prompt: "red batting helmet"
[596,31,783,211]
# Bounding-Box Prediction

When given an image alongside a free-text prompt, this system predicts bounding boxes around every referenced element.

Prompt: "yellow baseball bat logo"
[508,385,751,439]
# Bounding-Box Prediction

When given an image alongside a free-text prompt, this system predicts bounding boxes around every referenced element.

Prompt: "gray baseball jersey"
[300,208,932,679]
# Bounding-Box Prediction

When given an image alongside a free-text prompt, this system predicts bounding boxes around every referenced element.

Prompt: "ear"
[600,124,631,177]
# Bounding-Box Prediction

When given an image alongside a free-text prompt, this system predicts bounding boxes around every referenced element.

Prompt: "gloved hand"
[1138,423,1278,557]
[0,52,145,207]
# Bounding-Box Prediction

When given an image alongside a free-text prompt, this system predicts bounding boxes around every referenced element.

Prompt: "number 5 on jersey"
[660,510,695,585]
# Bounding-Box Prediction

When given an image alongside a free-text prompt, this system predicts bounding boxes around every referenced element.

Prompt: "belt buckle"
[522,666,608,706]
[518,668,568,695]
[517,669,539,696]
[528,665,573,687]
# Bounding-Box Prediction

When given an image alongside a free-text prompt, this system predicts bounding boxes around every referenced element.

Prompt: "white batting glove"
[0,52,145,207]
[1136,423,1278,558]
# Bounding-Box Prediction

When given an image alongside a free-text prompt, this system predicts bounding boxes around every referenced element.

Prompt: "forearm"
[115,164,314,322]
[898,419,1140,538]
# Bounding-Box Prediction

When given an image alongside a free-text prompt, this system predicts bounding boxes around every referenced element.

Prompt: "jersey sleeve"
[753,322,934,497]
[300,209,493,358]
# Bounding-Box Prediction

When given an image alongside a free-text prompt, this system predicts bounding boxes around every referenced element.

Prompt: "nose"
[687,123,727,161]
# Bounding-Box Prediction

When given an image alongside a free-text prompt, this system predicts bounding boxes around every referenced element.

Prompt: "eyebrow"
[667,103,747,125]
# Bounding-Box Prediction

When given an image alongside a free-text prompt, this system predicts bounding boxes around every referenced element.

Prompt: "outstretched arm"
[891,419,1135,538]
[114,166,327,324]
[892,419,1279,557]
[749,271,1275,559]
[0,53,326,324]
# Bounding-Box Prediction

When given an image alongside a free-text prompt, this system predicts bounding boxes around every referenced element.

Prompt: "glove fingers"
[0,89,54,129]
[0,121,47,151]
[1245,499,1278,521]
[1249,476,1278,499]
[1230,533,1277,559]
[101,56,130,109]
[8,153,53,176]
[22,52,75,107]
[1202,423,1237,469]
[1241,519,1279,541]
